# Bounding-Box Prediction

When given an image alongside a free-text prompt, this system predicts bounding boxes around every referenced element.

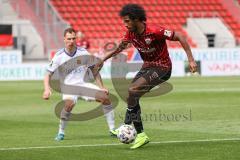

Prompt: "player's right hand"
[100,87,109,95]
[189,60,198,73]
[42,89,52,100]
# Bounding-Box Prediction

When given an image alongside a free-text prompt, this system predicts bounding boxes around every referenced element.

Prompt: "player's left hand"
[189,60,198,73]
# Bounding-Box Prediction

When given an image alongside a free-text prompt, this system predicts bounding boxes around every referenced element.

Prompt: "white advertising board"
[201,61,240,76]
[0,50,22,65]
[0,63,46,80]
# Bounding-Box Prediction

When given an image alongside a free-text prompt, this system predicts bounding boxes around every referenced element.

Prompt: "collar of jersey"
[64,48,77,57]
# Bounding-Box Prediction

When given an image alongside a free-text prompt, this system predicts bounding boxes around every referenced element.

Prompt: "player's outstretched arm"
[103,41,129,62]
[94,72,104,88]
[42,73,52,100]
[172,32,197,73]
[95,41,129,71]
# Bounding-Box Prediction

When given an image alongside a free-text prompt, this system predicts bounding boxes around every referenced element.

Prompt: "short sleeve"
[155,27,175,41]
[46,55,59,73]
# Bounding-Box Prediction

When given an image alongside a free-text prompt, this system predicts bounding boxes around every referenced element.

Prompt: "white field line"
[0,138,240,151]
[172,88,240,92]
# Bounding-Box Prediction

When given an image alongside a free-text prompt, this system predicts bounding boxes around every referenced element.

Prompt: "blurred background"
[0,0,240,80]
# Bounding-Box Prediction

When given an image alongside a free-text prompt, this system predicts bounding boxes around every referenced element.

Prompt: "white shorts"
[62,83,102,104]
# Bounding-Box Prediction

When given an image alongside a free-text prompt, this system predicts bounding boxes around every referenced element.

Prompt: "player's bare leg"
[55,99,75,141]
[125,77,150,149]
[95,91,116,136]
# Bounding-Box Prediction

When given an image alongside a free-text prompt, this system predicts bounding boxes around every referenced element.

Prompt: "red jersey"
[123,24,174,70]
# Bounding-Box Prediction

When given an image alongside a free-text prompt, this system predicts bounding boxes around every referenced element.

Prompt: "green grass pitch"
[0,76,239,160]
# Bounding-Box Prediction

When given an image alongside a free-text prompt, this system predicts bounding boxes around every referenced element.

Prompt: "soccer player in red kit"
[96,4,197,149]
[76,31,90,49]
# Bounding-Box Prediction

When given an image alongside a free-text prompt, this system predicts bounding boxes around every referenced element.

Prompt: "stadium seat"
[50,0,240,49]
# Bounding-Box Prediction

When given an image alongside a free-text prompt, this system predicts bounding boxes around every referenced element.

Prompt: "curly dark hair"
[119,4,147,22]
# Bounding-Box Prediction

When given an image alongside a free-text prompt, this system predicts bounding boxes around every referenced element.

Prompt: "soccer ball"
[117,124,137,144]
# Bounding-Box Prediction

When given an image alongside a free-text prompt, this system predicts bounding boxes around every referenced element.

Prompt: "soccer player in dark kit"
[96,4,197,149]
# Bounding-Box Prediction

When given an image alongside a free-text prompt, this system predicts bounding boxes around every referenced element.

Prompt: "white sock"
[58,119,68,135]
[102,104,115,130]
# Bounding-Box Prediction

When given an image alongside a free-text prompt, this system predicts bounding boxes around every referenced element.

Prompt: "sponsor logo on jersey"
[145,38,152,45]
[77,59,81,64]
[137,47,156,53]
[164,30,172,37]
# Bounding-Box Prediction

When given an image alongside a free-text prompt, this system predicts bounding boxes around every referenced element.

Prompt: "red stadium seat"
[50,0,240,49]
